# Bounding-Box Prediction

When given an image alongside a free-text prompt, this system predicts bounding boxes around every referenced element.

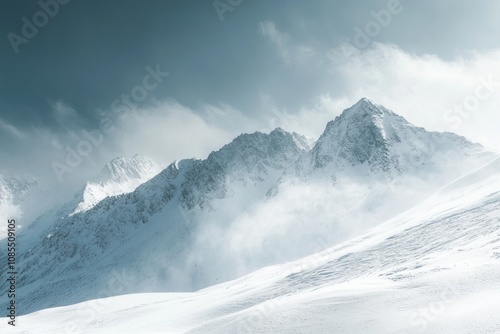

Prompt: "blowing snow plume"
[0,99,497,315]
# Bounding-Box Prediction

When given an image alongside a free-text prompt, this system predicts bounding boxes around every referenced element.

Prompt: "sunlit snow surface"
[4,99,498,317]
[3,157,500,333]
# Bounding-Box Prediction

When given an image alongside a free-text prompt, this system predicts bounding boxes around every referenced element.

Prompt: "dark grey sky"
[1,0,499,186]
[1,0,498,128]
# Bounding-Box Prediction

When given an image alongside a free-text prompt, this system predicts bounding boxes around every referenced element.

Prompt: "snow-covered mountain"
[303,98,484,181]
[0,155,160,240]
[69,154,161,215]
[0,175,37,203]
[0,174,37,239]
[1,99,497,316]
[4,156,500,334]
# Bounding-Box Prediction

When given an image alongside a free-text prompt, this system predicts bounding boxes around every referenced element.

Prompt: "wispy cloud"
[3,21,500,194]
[0,118,25,139]
[49,100,82,130]
[259,21,316,64]
[255,23,500,151]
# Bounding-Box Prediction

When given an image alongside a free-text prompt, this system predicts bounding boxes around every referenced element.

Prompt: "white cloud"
[50,100,81,129]
[0,118,25,139]
[111,100,247,165]
[259,21,291,63]
[258,93,350,139]
[4,28,500,194]
[259,21,316,64]
[326,43,500,150]
[255,24,500,150]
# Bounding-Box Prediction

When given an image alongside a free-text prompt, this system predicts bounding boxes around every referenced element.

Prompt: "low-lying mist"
[140,175,440,291]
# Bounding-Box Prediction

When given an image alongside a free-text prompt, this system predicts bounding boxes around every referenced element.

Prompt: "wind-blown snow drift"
[0,98,496,315]
[3,155,500,334]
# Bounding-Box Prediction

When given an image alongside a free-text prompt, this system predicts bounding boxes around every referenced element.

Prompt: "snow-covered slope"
[0,155,160,240]
[0,99,497,316]
[3,157,500,334]
[69,154,161,215]
[3,129,311,314]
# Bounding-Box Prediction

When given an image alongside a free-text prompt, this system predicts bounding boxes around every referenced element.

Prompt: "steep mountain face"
[179,128,310,210]
[306,98,484,181]
[311,98,396,171]
[1,99,497,315]
[3,129,311,314]
[9,157,500,334]
[69,154,161,215]
[0,155,160,240]
[12,154,162,242]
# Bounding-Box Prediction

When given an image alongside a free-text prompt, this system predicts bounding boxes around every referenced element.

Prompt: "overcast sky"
[1,0,499,189]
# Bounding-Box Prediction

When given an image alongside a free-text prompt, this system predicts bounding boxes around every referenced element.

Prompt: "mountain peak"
[325,98,413,136]
[308,99,479,176]
[69,155,161,215]
[344,98,395,118]
[96,154,159,184]
[7,98,496,316]
[270,127,286,134]
[354,97,377,108]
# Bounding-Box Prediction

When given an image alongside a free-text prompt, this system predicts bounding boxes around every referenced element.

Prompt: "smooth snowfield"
[3,158,500,334]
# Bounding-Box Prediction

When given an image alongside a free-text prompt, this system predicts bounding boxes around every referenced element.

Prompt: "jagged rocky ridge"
[1,98,496,314]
